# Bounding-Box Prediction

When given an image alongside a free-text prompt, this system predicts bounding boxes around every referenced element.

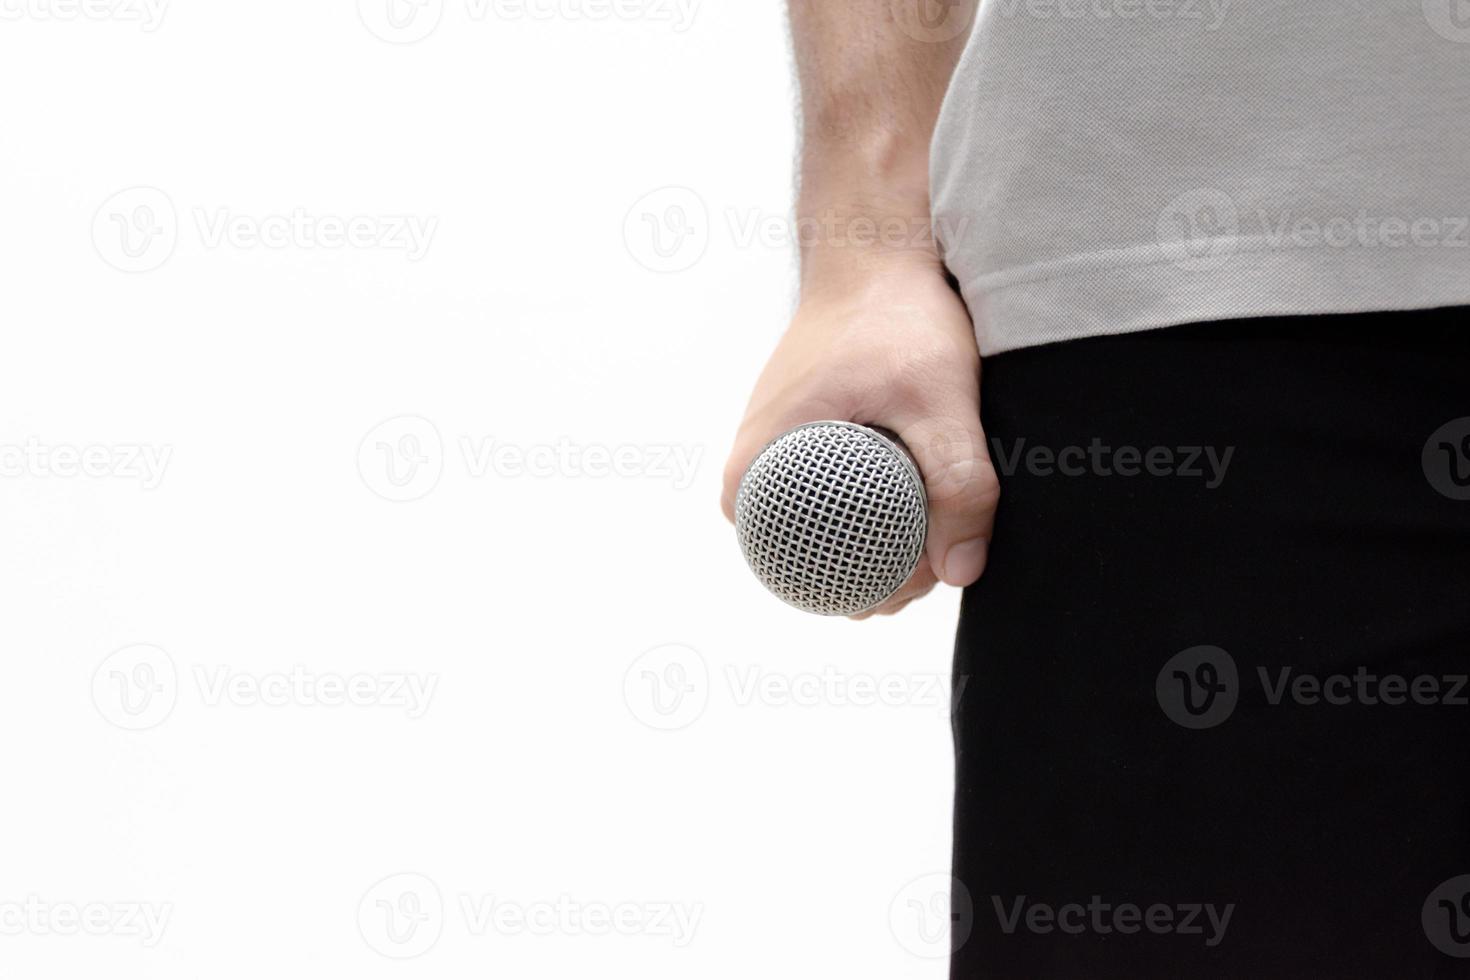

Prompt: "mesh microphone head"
[735,421,928,617]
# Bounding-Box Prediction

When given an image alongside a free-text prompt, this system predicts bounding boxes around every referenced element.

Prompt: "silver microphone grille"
[735,421,928,617]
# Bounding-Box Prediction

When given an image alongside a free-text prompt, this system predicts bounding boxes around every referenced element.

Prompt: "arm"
[789,0,974,291]
[722,0,997,617]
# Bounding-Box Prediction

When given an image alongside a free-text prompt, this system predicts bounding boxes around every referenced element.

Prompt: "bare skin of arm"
[721,0,997,617]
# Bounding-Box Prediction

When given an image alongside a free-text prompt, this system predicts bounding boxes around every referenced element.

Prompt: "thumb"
[891,407,999,588]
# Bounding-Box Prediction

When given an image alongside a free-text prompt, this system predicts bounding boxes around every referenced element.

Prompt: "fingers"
[720,274,996,614]
[849,560,939,619]
[890,406,999,589]
[720,394,846,524]
[720,452,743,525]
[724,391,998,593]
[721,425,776,525]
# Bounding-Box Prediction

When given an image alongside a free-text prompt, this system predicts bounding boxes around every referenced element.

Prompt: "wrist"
[799,242,946,308]
[796,200,944,295]
[795,140,939,292]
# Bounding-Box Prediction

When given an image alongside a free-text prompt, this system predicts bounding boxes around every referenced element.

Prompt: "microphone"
[735,421,928,616]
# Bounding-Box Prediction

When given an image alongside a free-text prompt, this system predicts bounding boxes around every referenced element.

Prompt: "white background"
[0,1,962,976]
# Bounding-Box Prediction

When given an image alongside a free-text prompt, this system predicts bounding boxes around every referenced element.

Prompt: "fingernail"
[941,538,988,586]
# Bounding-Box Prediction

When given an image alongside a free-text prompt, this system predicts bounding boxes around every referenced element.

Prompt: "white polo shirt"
[930,0,1470,355]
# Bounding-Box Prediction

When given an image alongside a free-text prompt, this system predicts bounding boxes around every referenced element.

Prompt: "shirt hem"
[963,245,1470,358]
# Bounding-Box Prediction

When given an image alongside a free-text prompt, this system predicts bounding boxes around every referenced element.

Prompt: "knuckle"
[884,368,931,407]
[884,357,953,408]
[821,362,881,411]
[923,432,996,509]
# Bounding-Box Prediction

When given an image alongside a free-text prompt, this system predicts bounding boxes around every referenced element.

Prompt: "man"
[721,1,1470,975]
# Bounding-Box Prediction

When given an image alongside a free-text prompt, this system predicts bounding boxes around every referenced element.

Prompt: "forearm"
[788,0,977,287]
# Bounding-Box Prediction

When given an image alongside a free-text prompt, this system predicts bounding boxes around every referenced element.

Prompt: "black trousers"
[951,308,1470,979]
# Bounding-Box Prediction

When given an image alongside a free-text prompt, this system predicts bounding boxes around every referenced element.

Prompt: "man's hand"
[721,254,998,617]
[722,0,990,617]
